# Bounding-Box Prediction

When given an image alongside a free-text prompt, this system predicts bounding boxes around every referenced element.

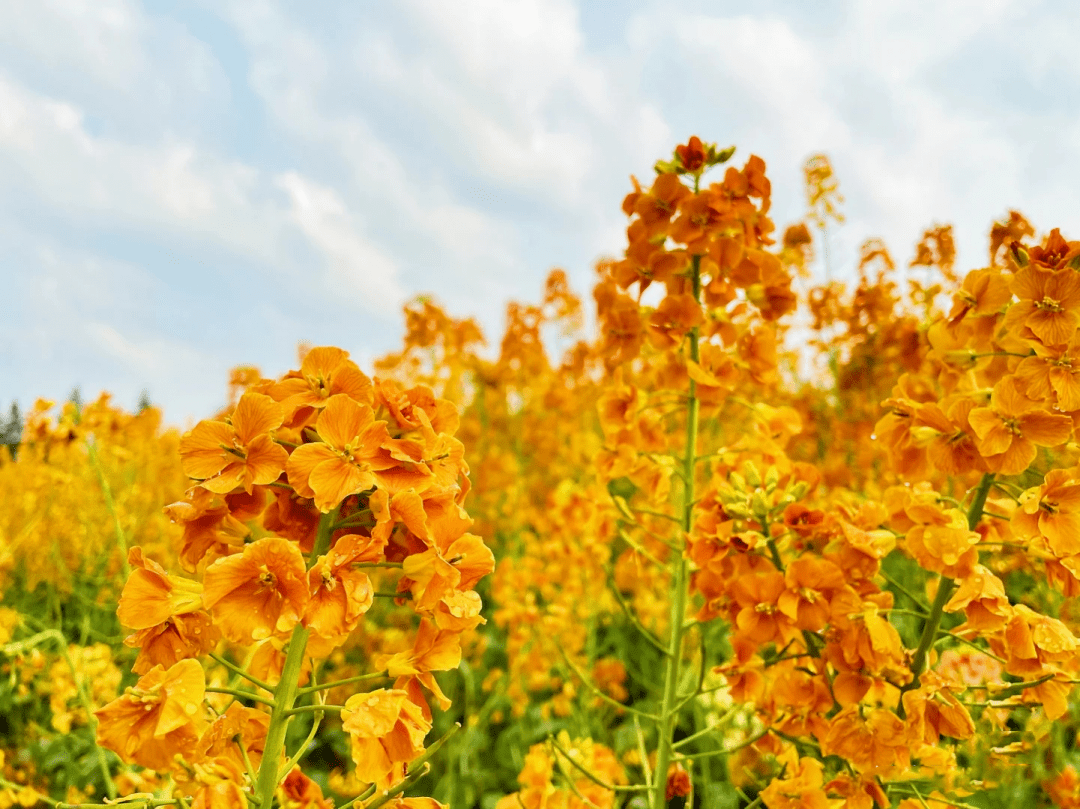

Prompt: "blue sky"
[2,0,1078,423]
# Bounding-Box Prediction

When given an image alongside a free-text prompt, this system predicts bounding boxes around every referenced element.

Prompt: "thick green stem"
[650,251,702,809]
[899,473,994,712]
[253,508,337,809]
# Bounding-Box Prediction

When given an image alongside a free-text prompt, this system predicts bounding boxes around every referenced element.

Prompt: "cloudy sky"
[2,0,1077,423]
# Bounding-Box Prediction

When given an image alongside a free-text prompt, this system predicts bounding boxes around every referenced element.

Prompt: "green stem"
[606,567,669,655]
[277,704,327,784]
[253,507,336,809]
[285,704,342,716]
[899,473,993,714]
[651,250,701,809]
[296,671,386,695]
[209,652,275,693]
[87,439,130,579]
[205,687,275,707]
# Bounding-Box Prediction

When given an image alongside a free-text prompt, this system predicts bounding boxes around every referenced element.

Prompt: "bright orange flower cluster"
[92,346,492,809]
[468,140,1080,808]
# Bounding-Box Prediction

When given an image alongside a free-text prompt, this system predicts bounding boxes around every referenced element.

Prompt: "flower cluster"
[90,347,492,809]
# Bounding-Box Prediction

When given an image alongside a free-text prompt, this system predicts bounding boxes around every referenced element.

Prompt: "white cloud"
[276,172,403,309]
[0,74,284,262]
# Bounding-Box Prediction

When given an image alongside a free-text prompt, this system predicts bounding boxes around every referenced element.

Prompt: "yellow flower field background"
[2,138,1080,809]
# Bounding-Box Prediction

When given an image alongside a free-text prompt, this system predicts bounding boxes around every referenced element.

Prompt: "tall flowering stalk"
[91,348,492,809]
[495,141,1080,808]
[584,137,797,807]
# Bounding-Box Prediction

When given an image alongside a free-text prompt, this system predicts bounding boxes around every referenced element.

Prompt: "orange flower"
[279,768,333,809]
[715,638,765,704]
[822,706,910,775]
[202,537,309,643]
[164,487,264,572]
[341,689,431,786]
[999,604,1078,678]
[675,135,707,172]
[911,397,985,475]
[902,674,975,744]
[402,503,494,611]
[118,548,204,630]
[434,589,485,632]
[304,534,376,643]
[188,757,247,809]
[378,619,462,712]
[1012,469,1080,556]
[286,394,393,512]
[947,267,1011,325]
[612,230,686,294]
[628,172,690,233]
[124,611,219,676]
[968,379,1072,474]
[598,295,646,368]
[179,392,288,493]
[777,556,844,631]
[1045,766,1080,809]
[770,667,832,739]
[731,568,793,645]
[374,379,459,435]
[874,396,930,479]
[95,659,206,770]
[379,620,461,678]
[1004,265,1080,345]
[200,703,269,772]
[904,506,979,579]
[823,774,889,809]
[759,757,829,809]
[824,606,907,687]
[646,294,703,350]
[369,487,434,543]
[1013,336,1080,411]
[944,565,1011,631]
[272,346,373,414]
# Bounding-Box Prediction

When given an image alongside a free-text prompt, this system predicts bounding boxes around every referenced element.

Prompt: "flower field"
[3,137,1080,808]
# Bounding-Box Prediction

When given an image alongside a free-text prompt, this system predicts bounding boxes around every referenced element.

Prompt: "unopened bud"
[942,350,977,369]
[751,490,770,518]
[910,426,941,446]
[725,502,752,520]
[741,461,762,488]
[716,485,744,508]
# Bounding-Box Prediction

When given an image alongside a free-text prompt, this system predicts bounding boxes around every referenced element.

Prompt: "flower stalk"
[651,251,702,809]
[252,507,336,809]
[899,473,994,711]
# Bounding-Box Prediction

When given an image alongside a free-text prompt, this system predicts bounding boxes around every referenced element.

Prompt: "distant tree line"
[0,389,151,459]
[0,402,21,458]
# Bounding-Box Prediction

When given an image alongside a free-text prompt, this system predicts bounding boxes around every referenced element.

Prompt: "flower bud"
[741,461,762,488]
